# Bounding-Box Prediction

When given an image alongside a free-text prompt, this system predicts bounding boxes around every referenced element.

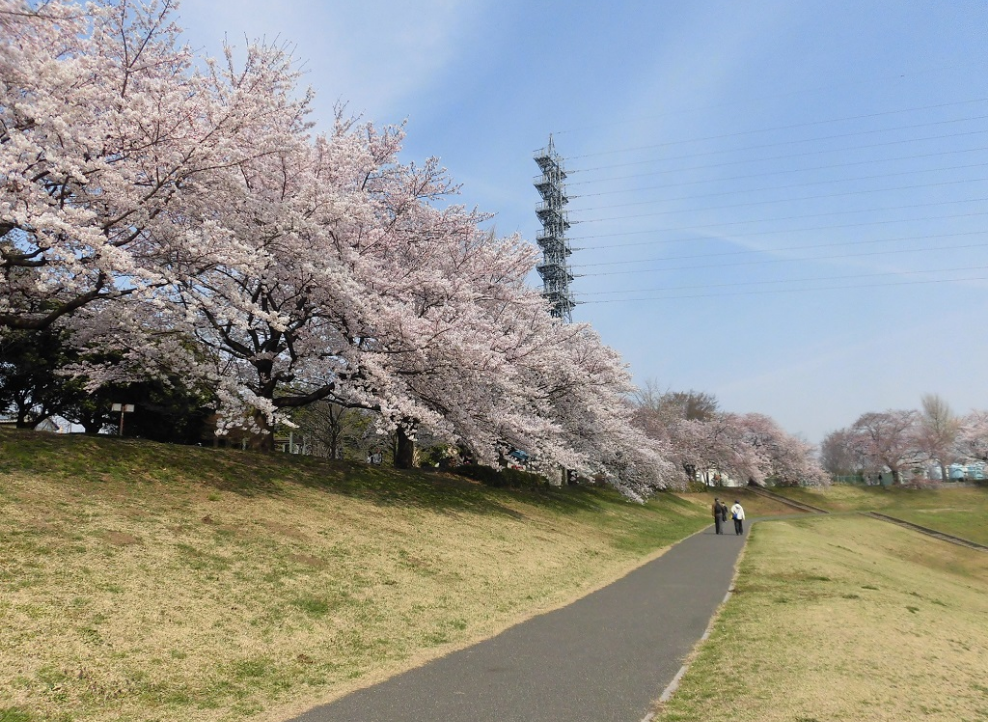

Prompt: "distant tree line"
[629,383,828,487]
[820,394,988,484]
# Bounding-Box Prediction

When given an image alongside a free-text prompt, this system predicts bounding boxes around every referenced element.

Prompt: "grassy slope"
[772,484,988,544]
[0,429,708,722]
[652,515,988,722]
[675,487,807,520]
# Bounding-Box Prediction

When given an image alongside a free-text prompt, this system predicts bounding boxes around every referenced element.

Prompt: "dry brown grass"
[773,484,988,544]
[675,487,808,519]
[0,431,707,722]
[652,515,988,722]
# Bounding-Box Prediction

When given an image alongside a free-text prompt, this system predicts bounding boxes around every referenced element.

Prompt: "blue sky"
[175,0,988,443]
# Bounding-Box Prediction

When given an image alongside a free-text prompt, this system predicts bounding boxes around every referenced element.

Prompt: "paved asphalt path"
[289,524,746,722]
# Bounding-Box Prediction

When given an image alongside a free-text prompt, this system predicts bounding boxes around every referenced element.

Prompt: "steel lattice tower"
[533,136,575,322]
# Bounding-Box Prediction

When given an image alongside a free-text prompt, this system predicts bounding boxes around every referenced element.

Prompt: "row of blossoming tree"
[820,394,988,484]
[630,385,828,487]
[0,0,680,497]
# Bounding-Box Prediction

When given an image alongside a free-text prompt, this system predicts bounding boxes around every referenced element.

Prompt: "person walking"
[712,498,723,534]
[730,500,745,535]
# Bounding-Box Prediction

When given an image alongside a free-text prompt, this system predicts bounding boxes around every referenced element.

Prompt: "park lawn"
[0,428,708,722]
[651,515,988,722]
[772,484,988,545]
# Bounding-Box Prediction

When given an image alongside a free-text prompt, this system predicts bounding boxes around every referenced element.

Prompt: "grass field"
[651,514,988,722]
[0,428,708,722]
[772,484,988,544]
[685,487,806,518]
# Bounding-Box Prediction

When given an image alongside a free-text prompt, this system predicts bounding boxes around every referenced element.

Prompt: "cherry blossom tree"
[958,410,988,463]
[156,113,524,451]
[1,0,309,331]
[732,413,827,487]
[631,392,825,487]
[507,320,675,496]
[631,385,721,484]
[1,1,674,497]
[820,428,865,478]
[848,409,918,484]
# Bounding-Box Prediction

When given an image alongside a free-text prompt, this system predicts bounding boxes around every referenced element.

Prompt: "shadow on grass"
[0,428,627,522]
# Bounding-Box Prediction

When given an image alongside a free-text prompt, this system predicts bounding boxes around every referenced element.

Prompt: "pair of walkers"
[712,497,745,535]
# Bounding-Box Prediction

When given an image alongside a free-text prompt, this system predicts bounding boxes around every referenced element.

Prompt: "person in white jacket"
[730,500,745,535]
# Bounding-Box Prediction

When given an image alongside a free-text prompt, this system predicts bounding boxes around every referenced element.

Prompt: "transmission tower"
[533,136,576,322]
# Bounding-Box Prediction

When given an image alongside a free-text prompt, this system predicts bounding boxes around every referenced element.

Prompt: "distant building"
[925,461,985,481]
[699,470,744,487]
[0,418,66,433]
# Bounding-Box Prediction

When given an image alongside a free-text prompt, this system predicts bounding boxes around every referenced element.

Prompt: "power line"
[572,163,988,214]
[570,229,987,270]
[572,178,988,224]
[579,275,988,304]
[580,264,988,296]
[566,129,988,187]
[578,241,988,277]
[568,115,988,175]
[567,98,988,160]
[534,85,988,313]
[567,200,988,246]
[571,145,988,199]
[572,208,988,251]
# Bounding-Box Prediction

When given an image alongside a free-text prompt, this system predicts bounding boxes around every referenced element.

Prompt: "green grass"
[652,515,988,722]
[673,486,812,520]
[0,708,35,722]
[0,427,708,722]
[771,484,988,544]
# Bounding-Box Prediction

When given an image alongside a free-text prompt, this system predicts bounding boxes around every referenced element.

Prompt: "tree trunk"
[254,409,276,453]
[330,427,341,460]
[82,419,103,434]
[395,425,415,469]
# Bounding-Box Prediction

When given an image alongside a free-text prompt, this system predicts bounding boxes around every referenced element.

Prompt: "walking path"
[289,525,746,722]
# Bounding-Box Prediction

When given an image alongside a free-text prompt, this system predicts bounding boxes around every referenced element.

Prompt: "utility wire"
[566,129,988,187]
[566,199,988,245]
[568,115,988,175]
[570,229,987,270]
[571,177,988,224]
[578,275,988,304]
[577,241,988,277]
[567,98,988,160]
[572,163,988,214]
[580,264,988,296]
[569,208,988,251]
[542,84,988,310]
[571,145,988,199]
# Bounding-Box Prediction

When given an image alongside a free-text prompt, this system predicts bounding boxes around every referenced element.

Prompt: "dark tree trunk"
[82,420,103,434]
[395,425,415,469]
[254,410,276,452]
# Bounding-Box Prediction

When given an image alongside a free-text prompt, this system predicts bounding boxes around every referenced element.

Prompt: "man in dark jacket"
[712,498,724,534]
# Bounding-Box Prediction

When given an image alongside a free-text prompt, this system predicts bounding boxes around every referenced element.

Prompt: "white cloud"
[176,0,487,121]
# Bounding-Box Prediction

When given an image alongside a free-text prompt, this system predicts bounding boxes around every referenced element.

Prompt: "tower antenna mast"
[533,135,575,322]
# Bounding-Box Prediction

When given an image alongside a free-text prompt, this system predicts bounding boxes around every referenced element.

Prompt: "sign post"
[111,403,135,437]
